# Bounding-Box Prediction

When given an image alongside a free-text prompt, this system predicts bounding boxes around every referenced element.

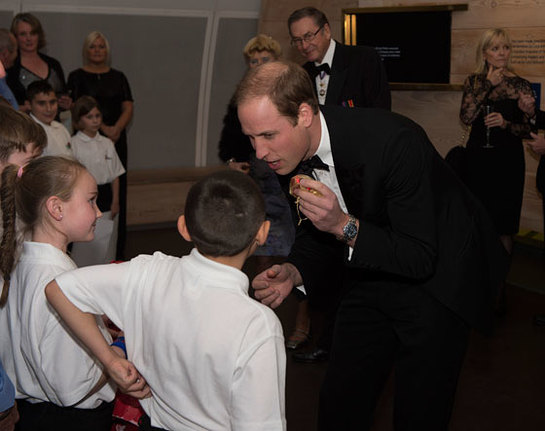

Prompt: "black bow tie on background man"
[298,155,329,177]
[308,63,331,79]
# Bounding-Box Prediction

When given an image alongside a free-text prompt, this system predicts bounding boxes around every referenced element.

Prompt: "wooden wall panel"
[452,2,545,29]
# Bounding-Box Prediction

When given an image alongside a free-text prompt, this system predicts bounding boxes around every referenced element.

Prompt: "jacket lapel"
[325,42,347,106]
[322,107,365,215]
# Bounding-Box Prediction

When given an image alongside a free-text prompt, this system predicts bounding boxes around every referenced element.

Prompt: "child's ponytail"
[0,164,20,306]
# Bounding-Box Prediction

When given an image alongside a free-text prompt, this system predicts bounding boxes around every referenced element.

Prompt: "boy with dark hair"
[26,80,72,157]
[45,170,286,431]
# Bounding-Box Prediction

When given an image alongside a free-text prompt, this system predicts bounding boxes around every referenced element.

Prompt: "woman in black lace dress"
[460,28,534,311]
[460,28,533,252]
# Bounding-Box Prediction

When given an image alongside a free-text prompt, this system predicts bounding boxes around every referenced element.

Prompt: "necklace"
[318,70,327,97]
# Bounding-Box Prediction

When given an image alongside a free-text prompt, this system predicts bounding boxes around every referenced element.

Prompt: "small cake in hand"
[289,174,322,197]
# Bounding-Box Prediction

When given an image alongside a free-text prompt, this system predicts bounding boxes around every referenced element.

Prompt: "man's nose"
[254,140,268,160]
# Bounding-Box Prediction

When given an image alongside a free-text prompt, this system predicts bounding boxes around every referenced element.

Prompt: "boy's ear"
[255,220,270,247]
[45,196,63,221]
[177,215,192,242]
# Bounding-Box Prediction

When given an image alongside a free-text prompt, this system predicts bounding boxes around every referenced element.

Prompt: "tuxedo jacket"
[303,41,391,110]
[286,106,507,334]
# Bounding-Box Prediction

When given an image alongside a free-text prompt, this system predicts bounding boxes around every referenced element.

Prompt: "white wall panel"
[2,1,261,169]
[206,17,258,166]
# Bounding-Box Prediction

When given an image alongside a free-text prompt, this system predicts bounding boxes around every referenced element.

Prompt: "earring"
[58,214,63,221]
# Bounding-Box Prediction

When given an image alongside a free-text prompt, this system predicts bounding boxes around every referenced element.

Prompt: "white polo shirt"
[0,242,115,408]
[55,248,287,430]
[30,114,73,158]
[70,131,125,186]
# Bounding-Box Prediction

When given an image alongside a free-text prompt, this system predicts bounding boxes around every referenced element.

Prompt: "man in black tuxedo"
[287,7,391,363]
[236,61,506,430]
[288,6,390,110]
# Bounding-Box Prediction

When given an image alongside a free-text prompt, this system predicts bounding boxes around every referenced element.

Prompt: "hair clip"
[17,165,24,178]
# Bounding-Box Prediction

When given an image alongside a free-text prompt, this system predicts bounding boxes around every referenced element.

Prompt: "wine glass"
[483,104,494,148]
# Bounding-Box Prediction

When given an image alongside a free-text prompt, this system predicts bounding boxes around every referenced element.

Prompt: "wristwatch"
[337,214,358,243]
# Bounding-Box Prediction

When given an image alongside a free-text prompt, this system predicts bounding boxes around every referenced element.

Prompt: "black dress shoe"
[292,348,329,363]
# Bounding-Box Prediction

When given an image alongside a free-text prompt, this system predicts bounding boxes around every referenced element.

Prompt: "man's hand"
[252,263,302,309]
[527,132,545,155]
[105,355,151,399]
[518,93,536,117]
[293,177,348,238]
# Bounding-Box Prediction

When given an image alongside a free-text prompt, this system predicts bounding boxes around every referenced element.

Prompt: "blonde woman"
[67,31,133,260]
[459,28,534,312]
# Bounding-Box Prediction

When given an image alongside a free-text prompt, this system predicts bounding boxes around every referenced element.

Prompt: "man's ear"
[255,220,270,247]
[323,23,331,39]
[298,103,314,128]
[45,196,63,221]
[177,215,192,242]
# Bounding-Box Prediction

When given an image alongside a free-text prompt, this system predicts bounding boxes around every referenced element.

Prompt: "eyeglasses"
[290,25,324,47]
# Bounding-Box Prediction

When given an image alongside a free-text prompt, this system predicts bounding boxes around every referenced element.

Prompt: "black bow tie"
[309,63,331,79]
[298,155,329,177]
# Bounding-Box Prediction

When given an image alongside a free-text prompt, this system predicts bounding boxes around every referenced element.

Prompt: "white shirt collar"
[30,113,59,129]
[314,111,333,167]
[189,248,250,295]
[76,130,98,141]
[315,38,336,68]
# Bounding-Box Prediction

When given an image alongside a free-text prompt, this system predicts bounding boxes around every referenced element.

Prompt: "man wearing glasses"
[288,7,391,110]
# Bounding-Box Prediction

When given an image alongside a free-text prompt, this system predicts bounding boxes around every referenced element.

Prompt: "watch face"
[343,218,357,240]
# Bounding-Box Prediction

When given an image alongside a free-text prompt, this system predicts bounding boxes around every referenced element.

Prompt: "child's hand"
[110,202,120,219]
[105,356,151,398]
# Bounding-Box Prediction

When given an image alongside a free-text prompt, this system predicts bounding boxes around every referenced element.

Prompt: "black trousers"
[16,399,113,431]
[318,283,469,431]
[138,413,169,431]
[114,131,128,260]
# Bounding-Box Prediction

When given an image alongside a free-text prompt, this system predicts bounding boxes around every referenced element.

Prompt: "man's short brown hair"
[233,61,319,126]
